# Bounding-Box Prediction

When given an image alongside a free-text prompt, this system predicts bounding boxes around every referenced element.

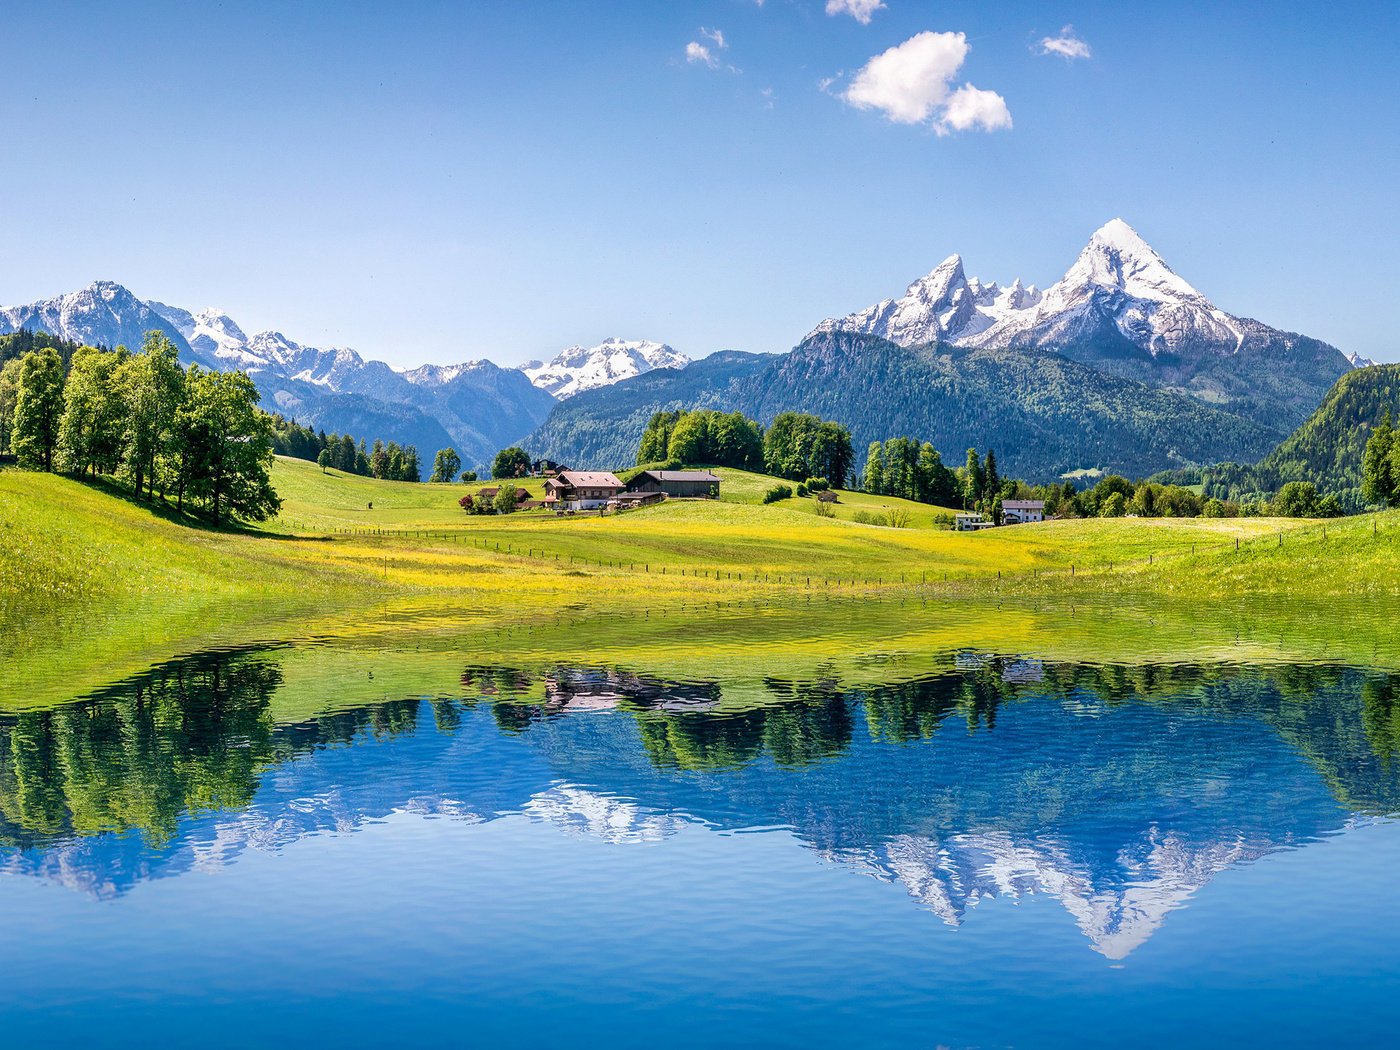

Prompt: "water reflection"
[3,646,1400,958]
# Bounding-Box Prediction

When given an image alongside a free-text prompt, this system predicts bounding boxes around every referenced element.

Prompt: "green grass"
[5,458,1400,707]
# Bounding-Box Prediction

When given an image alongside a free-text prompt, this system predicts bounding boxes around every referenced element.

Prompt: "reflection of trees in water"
[8,648,1400,853]
[0,653,439,850]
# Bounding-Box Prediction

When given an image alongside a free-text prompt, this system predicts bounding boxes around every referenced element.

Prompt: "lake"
[3,597,1400,1047]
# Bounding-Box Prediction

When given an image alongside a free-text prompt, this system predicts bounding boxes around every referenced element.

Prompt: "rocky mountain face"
[521,338,691,399]
[812,218,1359,430]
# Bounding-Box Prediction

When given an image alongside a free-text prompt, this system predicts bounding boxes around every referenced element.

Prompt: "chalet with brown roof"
[544,470,623,510]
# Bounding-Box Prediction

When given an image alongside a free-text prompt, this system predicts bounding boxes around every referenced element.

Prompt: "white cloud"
[1039,25,1091,60]
[937,84,1013,134]
[826,0,886,24]
[841,29,1010,134]
[700,26,727,50]
[844,30,969,123]
[686,41,717,68]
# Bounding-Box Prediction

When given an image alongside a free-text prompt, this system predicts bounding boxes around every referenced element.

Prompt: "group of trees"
[762,413,854,485]
[1042,474,1341,520]
[636,409,764,470]
[862,438,961,507]
[1,332,279,524]
[630,409,853,485]
[314,435,422,483]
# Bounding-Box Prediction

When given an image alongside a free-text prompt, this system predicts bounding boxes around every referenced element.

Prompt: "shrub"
[1202,498,1226,518]
[931,511,955,529]
[813,500,835,518]
[884,507,912,529]
[795,482,808,497]
[762,484,793,504]
[805,476,829,493]
[851,510,875,525]
[458,494,475,513]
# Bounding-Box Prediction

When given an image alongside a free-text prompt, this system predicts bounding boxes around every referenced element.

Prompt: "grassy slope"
[5,459,1400,705]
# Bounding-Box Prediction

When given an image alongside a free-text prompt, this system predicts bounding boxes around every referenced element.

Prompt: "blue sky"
[2,0,1397,365]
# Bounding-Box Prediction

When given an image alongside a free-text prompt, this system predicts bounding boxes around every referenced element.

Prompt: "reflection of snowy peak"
[523,338,690,399]
[838,827,1270,959]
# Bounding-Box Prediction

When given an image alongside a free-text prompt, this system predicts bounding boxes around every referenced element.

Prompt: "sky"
[2,0,1398,367]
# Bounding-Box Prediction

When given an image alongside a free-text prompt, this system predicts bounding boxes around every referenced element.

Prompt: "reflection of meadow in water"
[5,640,1400,959]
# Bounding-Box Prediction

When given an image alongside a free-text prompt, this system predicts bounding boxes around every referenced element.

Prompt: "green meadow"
[4,454,1399,708]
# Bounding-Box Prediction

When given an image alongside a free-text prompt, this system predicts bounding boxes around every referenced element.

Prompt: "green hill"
[1158,363,1400,508]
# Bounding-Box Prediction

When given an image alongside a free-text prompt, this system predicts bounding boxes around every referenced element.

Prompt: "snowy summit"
[522,338,690,399]
[811,218,1321,361]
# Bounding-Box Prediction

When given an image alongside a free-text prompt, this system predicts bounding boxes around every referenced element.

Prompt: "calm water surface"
[4,604,1400,1047]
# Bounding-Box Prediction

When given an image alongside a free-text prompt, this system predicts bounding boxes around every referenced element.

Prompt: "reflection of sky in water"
[3,651,1400,1044]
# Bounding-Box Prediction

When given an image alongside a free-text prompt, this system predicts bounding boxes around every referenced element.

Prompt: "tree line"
[635,409,854,485]
[2,331,279,524]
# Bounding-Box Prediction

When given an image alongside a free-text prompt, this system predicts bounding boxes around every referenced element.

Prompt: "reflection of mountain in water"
[3,651,1400,956]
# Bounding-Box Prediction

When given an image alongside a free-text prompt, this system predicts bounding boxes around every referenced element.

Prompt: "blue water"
[3,647,1400,1046]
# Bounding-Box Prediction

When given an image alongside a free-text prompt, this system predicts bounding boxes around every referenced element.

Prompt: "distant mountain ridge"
[0,282,681,469]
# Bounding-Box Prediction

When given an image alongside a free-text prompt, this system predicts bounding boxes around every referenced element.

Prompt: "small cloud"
[761,86,776,109]
[1038,25,1091,60]
[686,41,717,68]
[840,30,1010,134]
[687,26,737,72]
[937,84,1013,135]
[826,0,886,24]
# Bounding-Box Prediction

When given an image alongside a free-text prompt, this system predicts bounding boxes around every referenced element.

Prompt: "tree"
[459,469,477,483]
[1099,492,1127,518]
[57,346,129,477]
[961,449,983,509]
[493,485,519,514]
[1272,481,1320,518]
[430,447,461,483]
[174,367,281,524]
[666,411,712,464]
[1202,498,1226,518]
[317,448,330,473]
[1362,411,1396,507]
[118,332,185,499]
[399,445,421,483]
[11,347,66,471]
[0,358,21,456]
[492,446,530,479]
[863,442,884,494]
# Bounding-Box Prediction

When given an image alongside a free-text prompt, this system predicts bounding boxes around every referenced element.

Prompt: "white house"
[955,512,996,532]
[544,470,623,511]
[1001,499,1045,525]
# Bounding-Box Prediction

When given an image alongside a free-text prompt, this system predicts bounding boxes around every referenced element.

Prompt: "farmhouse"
[545,470,623,510]
[955,512,996,532]
[531,458,566,477]
[1002,499,1046,525]
[624,469,721,499]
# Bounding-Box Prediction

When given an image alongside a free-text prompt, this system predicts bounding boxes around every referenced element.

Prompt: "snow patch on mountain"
[522,338,690,399]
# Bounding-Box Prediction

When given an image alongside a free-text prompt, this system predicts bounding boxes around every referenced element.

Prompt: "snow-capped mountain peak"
[1060,217,1204,305]
[807,218,1334,362]
[522,338,690,399]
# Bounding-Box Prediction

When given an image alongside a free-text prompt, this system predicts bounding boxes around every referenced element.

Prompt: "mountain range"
[0,283,680,469]
[530,219,1368,479]
[1,219,1372,479]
